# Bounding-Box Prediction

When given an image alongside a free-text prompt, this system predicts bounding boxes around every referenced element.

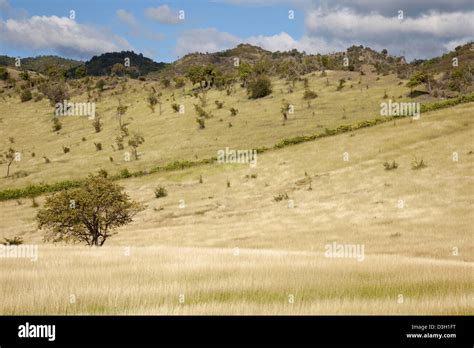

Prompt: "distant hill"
[154,43,409,81]
[0,55,82,75]
[83,51,168,77]
[1,43,471,92]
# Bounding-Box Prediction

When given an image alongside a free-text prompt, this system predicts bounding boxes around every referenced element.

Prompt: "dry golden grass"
[0,70,410,189]
[0,245,471,315]
[0,72,472,315]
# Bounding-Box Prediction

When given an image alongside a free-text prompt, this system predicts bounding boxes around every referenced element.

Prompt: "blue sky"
[1,0,473,62]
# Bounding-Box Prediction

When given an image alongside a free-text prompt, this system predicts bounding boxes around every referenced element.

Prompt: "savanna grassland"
[0,49,473,314]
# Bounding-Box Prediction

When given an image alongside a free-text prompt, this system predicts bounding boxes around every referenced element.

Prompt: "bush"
[303,90,317,100]
[336,79,346,91]
[96,79,106,91]
[196,118,205,129]
[147,93,158,112]
[383,161,398,170]
[119,168,131,178]
[62,146,70,154]
[154,186,168,198]
[39,83,69,106]
[215,100,224,109]
[274,193,289,202]
[20,89,32,102]
[230,107,238,116]
[412,158,427,170]
[161,78,171,88]
[248,76,272,99]
[194,104,212,118]
[92,117,102,133]
[0,67,9,80]
[94,142,102,151]
[2,236,23,245]
[52,117,62,132]
[174,76,185,88]
[98,169,108,178]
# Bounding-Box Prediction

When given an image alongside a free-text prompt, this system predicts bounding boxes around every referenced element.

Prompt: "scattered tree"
[3,148,17,177]
[37,175,143,246]
[128,134,145,160]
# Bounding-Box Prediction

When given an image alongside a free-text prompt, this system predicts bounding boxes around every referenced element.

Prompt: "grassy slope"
[0,70,411,189]
[0,100,472,314]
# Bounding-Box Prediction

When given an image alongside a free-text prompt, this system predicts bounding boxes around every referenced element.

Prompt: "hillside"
[0,55,82,75]
[0,43,472,315]
[0,68,416,189]
[0,101,472,314]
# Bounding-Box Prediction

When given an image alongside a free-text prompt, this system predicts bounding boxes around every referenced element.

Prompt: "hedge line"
[1,93,472,201]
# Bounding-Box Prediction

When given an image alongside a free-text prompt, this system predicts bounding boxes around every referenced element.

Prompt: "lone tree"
[407,71,434,95]
[3,148,17,177]
[128,134,145,160]
[37,175,143,246]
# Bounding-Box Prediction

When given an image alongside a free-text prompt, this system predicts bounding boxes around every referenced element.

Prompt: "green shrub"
[154,186,168,198]
[20,89,32,102]
[274,193,289,202]
[383,161,399,170]
[0,67,9,80]
[96,79,106,91]
[196,117,205,129]
[248,76,272,99]
[303,90,318,100]
[174,76,185,88]
[119,168,131,178]
[194,104,212,118]
[92,117,102,133]
[52,117,62,131]
[2,236,23,245]
[39,82,69,106]
[230,107,238,116]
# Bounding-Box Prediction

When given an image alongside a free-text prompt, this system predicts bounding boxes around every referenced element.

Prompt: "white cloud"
[246,32,299,52]
[175,28,346,57]
[0,15,131,58]
[306,8,474,39]
[176,3,473,60]
[145,5,181,25]
[175,28,241,57]
[304,8,474,59]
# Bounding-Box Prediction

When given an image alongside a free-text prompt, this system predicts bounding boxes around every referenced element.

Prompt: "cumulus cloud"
[145,5,182,25]
[175,28,240,56]
[304,8,474,59]
[175,28,348,57]
[0,15,131,59]
[315,0,474,17]
[306,8,474,39]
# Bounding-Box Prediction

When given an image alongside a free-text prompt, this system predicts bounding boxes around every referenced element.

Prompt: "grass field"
[0,83,472,314]
[0,245,471,315]
[0,69,412,189]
